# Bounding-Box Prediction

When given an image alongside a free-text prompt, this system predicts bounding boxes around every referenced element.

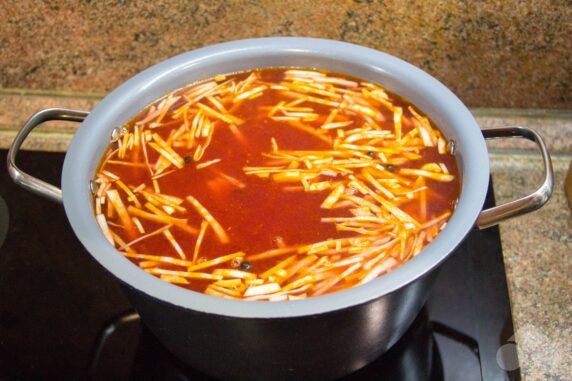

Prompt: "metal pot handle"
[476,126,553,229]
[7,108,89,204]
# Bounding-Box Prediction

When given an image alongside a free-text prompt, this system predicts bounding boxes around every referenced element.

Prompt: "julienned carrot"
[93,68,458,301]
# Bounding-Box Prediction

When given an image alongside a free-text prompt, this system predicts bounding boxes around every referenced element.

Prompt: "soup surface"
[92,68,459,301]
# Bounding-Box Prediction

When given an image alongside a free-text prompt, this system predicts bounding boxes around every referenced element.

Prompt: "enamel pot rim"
[62,37,489,318]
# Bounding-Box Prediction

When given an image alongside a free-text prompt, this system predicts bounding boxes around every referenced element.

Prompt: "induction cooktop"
[0,150,520,380]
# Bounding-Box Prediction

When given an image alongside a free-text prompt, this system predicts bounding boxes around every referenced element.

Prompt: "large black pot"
[124,271,437,380]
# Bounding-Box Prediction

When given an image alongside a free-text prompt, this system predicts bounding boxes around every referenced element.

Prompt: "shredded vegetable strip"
[123,252,194,267]
[145,268,223,281]
[96,214,114,246]
[106,189,135,234]
[93,68,458,301]
[163,229,186,259]
[193,220,209,264]
[187,252,245,272]
[186,195,230,243]
[126,206,197,236]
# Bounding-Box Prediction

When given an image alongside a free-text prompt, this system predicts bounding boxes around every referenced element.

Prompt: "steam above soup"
[91,68,459,301]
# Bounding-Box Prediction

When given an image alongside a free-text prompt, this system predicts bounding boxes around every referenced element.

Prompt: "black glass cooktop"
[0,150,520,381]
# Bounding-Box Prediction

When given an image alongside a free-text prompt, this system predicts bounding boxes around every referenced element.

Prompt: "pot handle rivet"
[476,126,554,229]
[7,108,89,204]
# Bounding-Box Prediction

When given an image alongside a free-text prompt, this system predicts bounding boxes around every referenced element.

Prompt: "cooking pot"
[7,38,553,380]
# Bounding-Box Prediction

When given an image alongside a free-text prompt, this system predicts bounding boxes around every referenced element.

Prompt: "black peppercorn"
[184,156,193,163]
[386,164,395,171]
[239,261,252,271]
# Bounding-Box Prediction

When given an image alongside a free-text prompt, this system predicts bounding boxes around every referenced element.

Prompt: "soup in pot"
[91,68,460,301]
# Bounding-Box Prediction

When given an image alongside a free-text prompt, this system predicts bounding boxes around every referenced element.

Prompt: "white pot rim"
[62,37,489,318]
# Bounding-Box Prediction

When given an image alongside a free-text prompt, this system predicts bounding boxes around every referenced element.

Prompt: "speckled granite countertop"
[1,1,571,109]
[0,94,570,379]
[492,153,571,380]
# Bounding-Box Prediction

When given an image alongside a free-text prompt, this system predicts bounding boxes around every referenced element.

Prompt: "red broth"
[92,68,460,301]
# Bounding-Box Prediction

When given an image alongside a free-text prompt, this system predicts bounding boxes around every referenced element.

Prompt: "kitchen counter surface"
[0,93,570,380]
[2,1,571,109]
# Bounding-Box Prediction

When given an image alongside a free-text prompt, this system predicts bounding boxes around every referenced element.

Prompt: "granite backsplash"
[1,0,571,109]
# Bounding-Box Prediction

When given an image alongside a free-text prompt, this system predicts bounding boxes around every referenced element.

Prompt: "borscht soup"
[91,68,460,301]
